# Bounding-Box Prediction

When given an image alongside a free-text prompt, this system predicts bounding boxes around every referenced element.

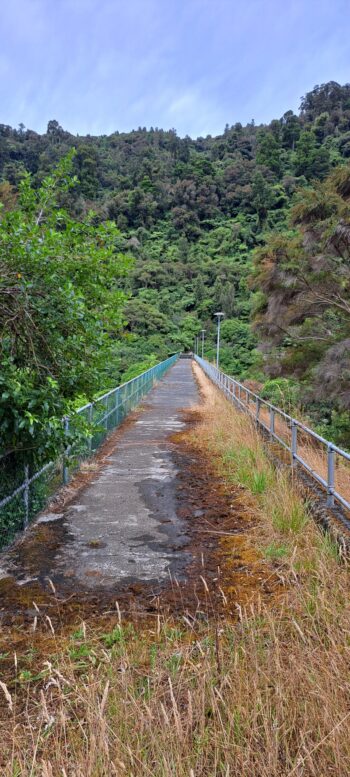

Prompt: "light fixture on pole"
[214,312,224,369]
[201,329,206,359]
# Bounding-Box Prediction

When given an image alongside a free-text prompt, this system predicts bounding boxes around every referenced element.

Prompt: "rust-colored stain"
[0,389,283,688]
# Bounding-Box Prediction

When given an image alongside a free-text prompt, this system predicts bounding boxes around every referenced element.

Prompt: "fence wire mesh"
[0,354,179,549]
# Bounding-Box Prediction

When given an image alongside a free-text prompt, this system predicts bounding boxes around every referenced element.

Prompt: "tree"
[250,162,350,424]
[295,130,330,180]
[251,172,275,223]
[256,130,282,176]
[281,111,300,150]
[0,151,130,464]
[74,144,100,199]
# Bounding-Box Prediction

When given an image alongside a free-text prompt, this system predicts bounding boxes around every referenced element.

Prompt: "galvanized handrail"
[0,354,179,536]
[195,355,350,525]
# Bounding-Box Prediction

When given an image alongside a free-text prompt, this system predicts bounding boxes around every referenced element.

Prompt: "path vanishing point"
[1,359,201,594]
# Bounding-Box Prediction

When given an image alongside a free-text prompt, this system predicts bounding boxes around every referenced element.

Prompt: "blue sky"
[1,0,349,137]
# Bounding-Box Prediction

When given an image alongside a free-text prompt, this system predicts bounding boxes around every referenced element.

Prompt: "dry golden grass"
[231,378,350,511]
[0,364,349,776]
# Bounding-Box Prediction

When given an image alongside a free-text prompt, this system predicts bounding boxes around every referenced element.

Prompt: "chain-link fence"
[0,354,179,549]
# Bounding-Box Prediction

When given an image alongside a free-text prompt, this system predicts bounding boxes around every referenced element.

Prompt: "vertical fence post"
[114,387,119,428]
[88,403,93,452]
[255,397,261,425]
[23,464,29,529]
[104,396,108,432]
[63,416,70,485]
[270,408,275,439]
[291,421,297,469]
[327,446,335,507]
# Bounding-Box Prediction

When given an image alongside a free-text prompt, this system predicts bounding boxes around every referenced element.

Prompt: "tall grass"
[0,363,349,776]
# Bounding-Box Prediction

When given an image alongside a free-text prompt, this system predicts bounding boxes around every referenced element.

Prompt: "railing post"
[104,396,108,431]
[327,446,335,507]
[270,408,275,439]
[63,416,70,485]
[291,420,297,469]
[255,397,261,425]
[88,403,93,452]
[23,464,29,529]
[114,387,119,428]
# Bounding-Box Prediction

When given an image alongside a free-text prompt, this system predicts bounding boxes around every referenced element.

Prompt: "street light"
[201,329,206,359]
[214,312,224,369]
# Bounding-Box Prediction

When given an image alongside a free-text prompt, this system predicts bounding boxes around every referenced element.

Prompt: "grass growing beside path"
[0,364,349,776]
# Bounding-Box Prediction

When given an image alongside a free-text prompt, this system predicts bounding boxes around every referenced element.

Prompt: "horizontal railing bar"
[28,460,55,486]
[271,432,291,451]
[87,358,177,407]
[331,492,350,518]
[0,482,26,509]
[195,355,350,521]
[203,362,350,458]
[0,354,179,519]
[294,455,328,487]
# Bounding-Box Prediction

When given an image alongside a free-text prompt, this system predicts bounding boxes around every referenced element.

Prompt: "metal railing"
[195,356,350,527]
[0,354,179,547]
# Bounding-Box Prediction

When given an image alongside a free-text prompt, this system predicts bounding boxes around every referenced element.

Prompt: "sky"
[0,0,349,138]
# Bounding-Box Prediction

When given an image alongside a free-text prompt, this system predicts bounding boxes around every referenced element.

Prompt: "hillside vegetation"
[1,80,350,464]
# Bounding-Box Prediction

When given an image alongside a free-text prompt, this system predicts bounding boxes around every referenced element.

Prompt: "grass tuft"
[0,364,349,776]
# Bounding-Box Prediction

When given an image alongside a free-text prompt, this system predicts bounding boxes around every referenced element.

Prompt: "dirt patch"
[0,430,279,628]
[0,368,282,657]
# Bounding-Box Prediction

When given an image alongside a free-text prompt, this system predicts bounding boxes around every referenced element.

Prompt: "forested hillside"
[1,80,350,452]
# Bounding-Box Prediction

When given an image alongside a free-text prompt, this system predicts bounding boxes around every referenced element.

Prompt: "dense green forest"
[1,79,350,466]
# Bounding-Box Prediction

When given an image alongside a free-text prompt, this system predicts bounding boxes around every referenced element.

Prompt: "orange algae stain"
[218,534,273,608]
[168,422,283,617]
[0,368,284,664]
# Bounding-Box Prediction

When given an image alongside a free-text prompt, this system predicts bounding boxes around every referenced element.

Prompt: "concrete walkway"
[3,359,200,591]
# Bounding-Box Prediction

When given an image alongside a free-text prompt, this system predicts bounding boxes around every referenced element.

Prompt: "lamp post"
[201,329,206,359]
[214,312,224,369]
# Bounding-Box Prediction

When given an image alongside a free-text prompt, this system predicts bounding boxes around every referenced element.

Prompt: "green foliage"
[0,152,129,465]
[263,542,290,560]
[251,158,350,446]
[1,78,350,470]
[121,356,158,383]
[256,130,282,176]
[260,378,300,411]
[272,503,307,535]
[295,130,330,180]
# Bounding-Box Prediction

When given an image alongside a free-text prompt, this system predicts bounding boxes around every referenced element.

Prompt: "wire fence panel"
[195,355,350,528]
[0,354,179,549]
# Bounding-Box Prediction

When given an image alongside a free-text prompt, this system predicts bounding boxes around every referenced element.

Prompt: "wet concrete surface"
[0,359,200,592]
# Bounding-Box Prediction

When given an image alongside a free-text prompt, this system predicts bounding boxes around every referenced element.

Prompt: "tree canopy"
[1,80,350,447]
